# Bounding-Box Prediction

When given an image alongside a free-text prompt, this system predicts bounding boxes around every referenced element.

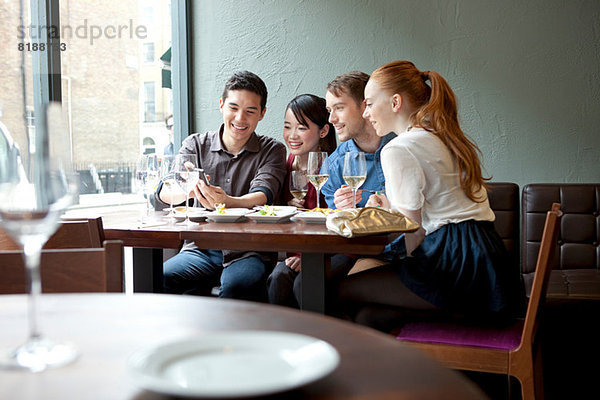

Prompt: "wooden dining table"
[74,206,393,313]
[0,293,487,399]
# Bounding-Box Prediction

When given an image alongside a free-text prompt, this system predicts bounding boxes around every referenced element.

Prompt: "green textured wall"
[192,0,600,187]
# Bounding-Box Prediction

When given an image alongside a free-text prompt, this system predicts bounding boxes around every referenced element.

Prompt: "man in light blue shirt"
[283,72,395,314]
[322,71,395,208]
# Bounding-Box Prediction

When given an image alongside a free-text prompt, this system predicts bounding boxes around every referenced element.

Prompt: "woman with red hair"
[340,61,516,320]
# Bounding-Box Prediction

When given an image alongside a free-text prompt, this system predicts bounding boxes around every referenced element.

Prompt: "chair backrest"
[0,240,124,293]
[520,203,562,349]
[521,183,600,295]
[0,217,105,250]
[487,182,520,269]
[487,182,522,309]
[522,183,600,274]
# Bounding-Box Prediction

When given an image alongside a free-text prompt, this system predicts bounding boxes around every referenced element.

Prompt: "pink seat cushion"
[396,319,524,350]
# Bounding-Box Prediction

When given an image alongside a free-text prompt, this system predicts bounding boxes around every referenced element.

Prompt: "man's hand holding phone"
[196,168,210,185]
[193,170,228,209]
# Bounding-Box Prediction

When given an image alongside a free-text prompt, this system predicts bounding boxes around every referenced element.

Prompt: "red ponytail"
[371,61,488,202]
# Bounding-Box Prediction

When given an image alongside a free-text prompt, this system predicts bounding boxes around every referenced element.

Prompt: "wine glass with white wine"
[289,170,309,205]
[343,151,367,208]
[0,104,79,372]
[160,155,184,224]
[307,152,329,209]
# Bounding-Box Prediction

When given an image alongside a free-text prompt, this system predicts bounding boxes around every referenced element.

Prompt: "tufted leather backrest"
[487,182,520,268]
[522,184,600,273]
[522,184,600,297]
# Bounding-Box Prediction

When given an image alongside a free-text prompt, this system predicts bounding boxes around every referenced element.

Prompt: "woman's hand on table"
[333,185,363,209]
[287,198,304,208]
[366,192,390,209]
[285,256,302,272]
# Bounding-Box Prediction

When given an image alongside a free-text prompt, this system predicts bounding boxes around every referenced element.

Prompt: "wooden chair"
[0,240,124,293]
[0,217,105,250]
[396,203,562,400]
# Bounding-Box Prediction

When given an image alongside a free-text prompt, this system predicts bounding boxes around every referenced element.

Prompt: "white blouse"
[381,127,494,235]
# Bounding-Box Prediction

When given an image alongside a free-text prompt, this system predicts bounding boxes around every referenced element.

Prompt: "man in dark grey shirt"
[157,71,287,301]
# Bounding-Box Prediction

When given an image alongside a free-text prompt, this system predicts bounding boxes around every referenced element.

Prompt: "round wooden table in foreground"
[0,294,487,399]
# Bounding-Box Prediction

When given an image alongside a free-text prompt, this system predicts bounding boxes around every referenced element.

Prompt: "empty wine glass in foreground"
[0,110,79,372]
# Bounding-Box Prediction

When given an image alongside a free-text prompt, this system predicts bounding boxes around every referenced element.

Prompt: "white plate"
[290,211,327,224]
[188,210,209,222]
[163,207,207,222]
[205,208,251,223]
[164,206,206,214]
[127,331,340,398]
[246,210,297,223]
[253,205,297,214]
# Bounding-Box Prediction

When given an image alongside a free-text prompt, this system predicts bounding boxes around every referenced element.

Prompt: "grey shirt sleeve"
[249,139,287,204]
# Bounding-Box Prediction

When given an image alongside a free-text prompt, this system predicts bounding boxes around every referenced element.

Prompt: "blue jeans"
[164,249,269,302]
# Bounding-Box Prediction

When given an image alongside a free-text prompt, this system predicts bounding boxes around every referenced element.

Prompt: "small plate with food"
[246,205,297,223]
[205,204,252,223]
[252,205,297,214]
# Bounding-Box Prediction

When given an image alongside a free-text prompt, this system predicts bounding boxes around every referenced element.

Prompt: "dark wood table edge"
[104,220,393,312]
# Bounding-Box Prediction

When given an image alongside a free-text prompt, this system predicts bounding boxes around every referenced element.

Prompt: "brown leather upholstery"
[522,184,600,299]
[487,182,520,270]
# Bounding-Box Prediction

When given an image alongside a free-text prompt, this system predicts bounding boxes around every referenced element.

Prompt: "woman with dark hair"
[267,94,336,307]
[280,94,336,207]
[339,61,516,321]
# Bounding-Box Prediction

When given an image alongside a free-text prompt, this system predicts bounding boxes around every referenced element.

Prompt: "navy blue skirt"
[392,220,512,314]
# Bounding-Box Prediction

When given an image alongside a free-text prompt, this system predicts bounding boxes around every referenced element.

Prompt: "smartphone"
[196,168,210,185]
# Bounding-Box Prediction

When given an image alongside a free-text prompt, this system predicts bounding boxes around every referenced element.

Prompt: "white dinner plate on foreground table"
[127,331,340,398]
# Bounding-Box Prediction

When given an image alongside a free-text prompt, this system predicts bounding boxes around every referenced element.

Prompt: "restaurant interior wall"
[192,0,600,188]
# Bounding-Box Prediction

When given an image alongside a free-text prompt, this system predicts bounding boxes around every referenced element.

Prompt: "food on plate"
[172,206,204,215]
[308,207,337,215]
[257,205,276,216]
[215,203,226,214]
